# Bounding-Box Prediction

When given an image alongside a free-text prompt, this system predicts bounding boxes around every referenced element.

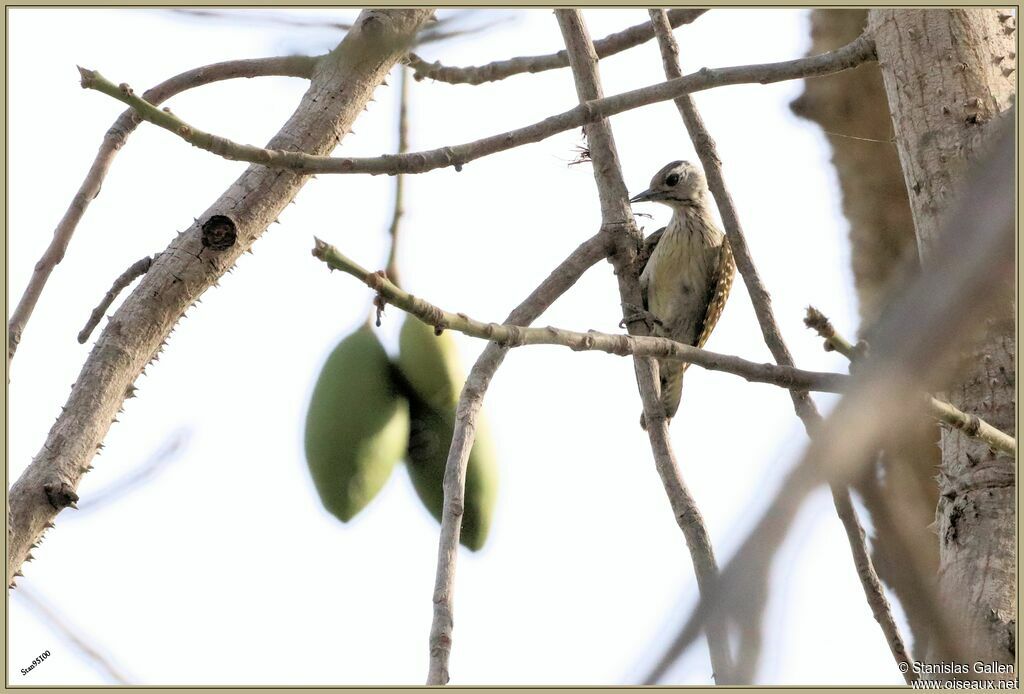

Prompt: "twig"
[77,255,156,344]
[426,232,613,684]
[645,12,910,684]
[557,10,734,684]
[7,9,434,589]
[407,9,707,84]
[15,584,134,684]
[805,306,1016,456]
[8,54,320,363]
[640,110,1015,685]
[313,240,848,394]
[78,36,876,177]
[385,65,410,285]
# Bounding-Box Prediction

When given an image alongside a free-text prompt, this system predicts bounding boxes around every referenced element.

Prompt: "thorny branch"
[406,9,706,84]
[313,240,848,394]
[804,307,1016,456]
[644,12,910,684]
[78,36,876,177]
[557,9,734,684]
[7,54,319,363]
[7,8,435,589]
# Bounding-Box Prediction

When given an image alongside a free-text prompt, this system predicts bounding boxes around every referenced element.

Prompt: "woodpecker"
[629,160,735,428]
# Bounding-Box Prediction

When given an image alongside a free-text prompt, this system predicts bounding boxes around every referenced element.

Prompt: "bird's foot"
[619,303,663,332]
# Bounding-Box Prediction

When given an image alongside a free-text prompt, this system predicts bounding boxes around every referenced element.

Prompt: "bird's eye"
[665,173,680,187]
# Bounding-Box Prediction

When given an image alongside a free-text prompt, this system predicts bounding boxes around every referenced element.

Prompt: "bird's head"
[629,160,708,211]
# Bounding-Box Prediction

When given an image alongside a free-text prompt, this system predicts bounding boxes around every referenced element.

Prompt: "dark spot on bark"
[944,498,966,545]
[201,215,238,251]
[43,481,79,511]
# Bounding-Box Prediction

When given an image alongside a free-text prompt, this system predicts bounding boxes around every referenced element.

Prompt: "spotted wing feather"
[690,239,735,360]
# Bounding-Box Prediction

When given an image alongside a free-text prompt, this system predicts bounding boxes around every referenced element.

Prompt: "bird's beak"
[629,188,658,204]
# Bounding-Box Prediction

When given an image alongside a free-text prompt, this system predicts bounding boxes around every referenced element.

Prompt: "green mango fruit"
[397,317,498,551]
[304,325,409,522]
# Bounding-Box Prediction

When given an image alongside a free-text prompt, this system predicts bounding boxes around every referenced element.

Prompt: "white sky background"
[7,8,908,686]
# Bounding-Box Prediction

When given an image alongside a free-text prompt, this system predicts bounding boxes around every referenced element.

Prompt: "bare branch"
[645,11,909,684]
[407,9,707,85]
[385,66,410,285]
[426,231,613,684]
[7,9,434,589]
[313,239,848,393]
[77,255,156,344]
[805,306,1016,456]
[78,36,876,176]
[557,10,734,684]
[8,53,320,363]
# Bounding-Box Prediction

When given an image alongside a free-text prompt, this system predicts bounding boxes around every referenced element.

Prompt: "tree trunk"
[869,8,1016,674]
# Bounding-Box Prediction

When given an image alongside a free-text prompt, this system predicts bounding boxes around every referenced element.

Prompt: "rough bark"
[7,9,434,587]
[869,8,1016,673]
[790,9,940,660]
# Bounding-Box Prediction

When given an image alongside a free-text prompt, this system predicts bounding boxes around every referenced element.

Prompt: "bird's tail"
[639,362,688,430]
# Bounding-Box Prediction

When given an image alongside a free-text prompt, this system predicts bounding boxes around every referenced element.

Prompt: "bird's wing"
[638,226,665,312]
[693,238,736,350]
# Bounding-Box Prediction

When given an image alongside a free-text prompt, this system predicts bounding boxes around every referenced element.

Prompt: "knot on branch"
[43,481,79,511]
[610,333,632,356]
[501,325,525,348]
[571,333,595,352]
[201,215,237,251]
[421,305,446,334]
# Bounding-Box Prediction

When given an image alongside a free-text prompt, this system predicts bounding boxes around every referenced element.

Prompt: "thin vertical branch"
[645,11,911,684]
[385,65,410,285]
[426,232,612,684]
[554,10,734,684]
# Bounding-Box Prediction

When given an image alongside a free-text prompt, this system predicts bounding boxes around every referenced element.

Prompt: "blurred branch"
[425,231,613,684]
[805,306,1016,456]
[15,585,134,684]
[8,54,320,364]
[79,36,876,177]
[75,428,191,514]
[640,113,1014,684]
[646,11,909,684]
[557,9,734,683]
[78,255,156,344]
[170,8,353,31]
[170,8,497,48]
[313,239,848,393]
[407,9,707,84]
